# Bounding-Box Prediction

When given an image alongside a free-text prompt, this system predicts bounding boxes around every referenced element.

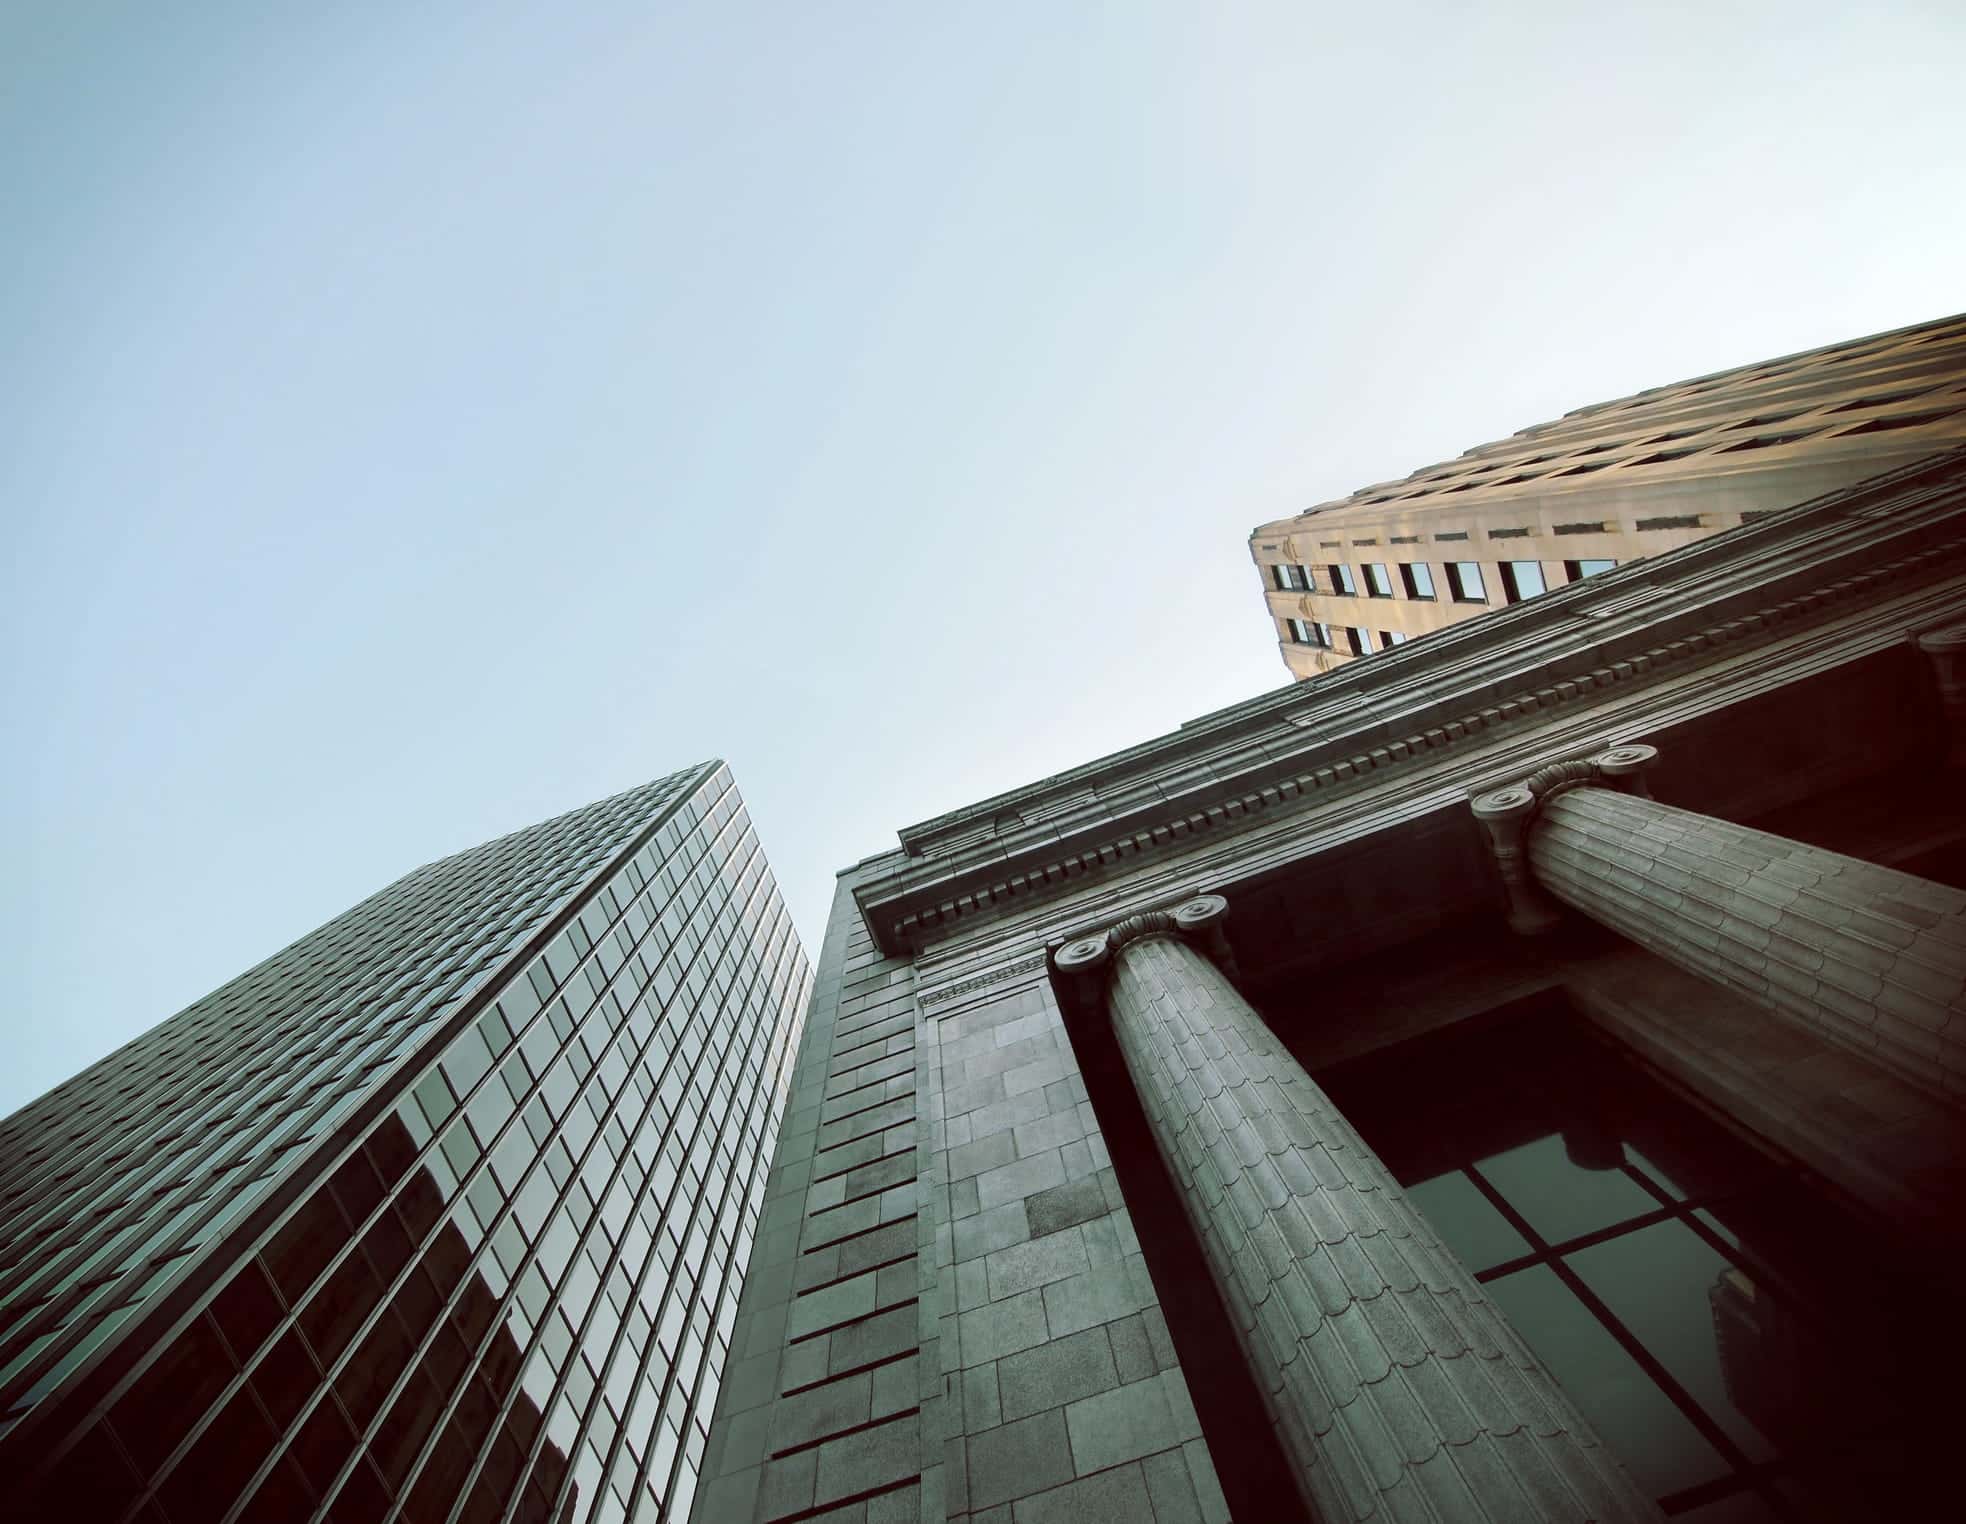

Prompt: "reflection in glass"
[1485,1266,1726,1497]
[1569,1220,1776,1461]
[1310,1003,1955,1519]
[1473,1135,1657,1244]
[1400,1172,1529,1272]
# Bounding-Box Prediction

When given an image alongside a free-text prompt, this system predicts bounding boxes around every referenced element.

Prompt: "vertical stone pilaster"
[1917,623,1966,767]
[1055,898,1658,1523]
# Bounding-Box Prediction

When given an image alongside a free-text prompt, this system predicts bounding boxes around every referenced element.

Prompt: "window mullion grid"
[344,787,734,1522]
[473,815,764,1523]
[147,777,715,1524]
[351,788,747,1524]
[568,868,791,1523]
[0,810,607,1414]
[1459,1162,1775,1513]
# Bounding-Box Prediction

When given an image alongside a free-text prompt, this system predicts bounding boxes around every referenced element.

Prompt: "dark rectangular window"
[1285,618,1319,646]
[1362,563,1394,599]
[1498,561,1548,604]
[1399,563,1435,600]
[1445,562,1487,603]
[1565,559,1617,582]
[1270,563,1312,592]
[1377,630,1406,649]
[1344,627,1367,656]
[1326,564,1357,597]
[1634,515,1702,532]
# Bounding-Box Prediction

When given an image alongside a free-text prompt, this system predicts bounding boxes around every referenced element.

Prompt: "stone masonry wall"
[694,880,926,1522]
[696,875,1232,1522]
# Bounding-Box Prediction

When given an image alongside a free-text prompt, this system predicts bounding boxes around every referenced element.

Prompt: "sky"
[3,0,1963,1116]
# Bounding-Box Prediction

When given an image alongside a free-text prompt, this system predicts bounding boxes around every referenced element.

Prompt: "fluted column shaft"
[1079,914,1656,1522]
[1528,785,1966,1103]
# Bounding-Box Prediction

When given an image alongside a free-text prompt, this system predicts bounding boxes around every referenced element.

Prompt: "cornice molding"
[861,454,1966,957]
[899,450,1965,861]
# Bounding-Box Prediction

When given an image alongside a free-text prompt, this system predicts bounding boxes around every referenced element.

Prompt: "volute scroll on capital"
[1048,894,1234,984]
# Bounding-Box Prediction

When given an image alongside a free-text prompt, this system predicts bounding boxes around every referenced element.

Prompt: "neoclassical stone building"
[697,451,1966,1523]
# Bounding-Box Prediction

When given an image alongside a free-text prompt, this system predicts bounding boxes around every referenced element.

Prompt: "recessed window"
[1834,406,1964,436]
[1319,1006,1950,1520]
[1326,564,1357,597]
[1499,561,1548,604]
[1315,622,1333,648]
[1399,562,1435,600]
[1344,627,1367,656]
[1566,559,1617,582]
[1634,515,1702,532]
[1363,563,1395,599]
[1445,562,1487,603]
[1271,563,1312,592]
[1378,630,1407,649]
[1284,618,1322,646]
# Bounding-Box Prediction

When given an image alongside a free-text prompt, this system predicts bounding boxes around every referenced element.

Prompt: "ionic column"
[1052,897,1657,1524]
[1474,746,1966,1104]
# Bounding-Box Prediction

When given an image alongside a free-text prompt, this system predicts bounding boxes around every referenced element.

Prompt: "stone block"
[958,1287,1051,1364]
[1041,1266,1147,1337]
[874,1355,918,1420]
[788,1270,877,1340]
[757,1447,816,1519]
[1023,1177,1108,1239]
[814,1411,921,1507]
[962,1360,1003,1431]
[1141,1447,1204,1524]
[1009,1459,1153,1524]
[965,1411,1075,1511]
[1012,1107,1088,1157]
[1184,1437,1232,1524]
[954,1200,1031,1264]
[1063,1374,1181,1474]
[829,1304,918,1374]
[975,1149,1067,1211]
[771,1370,872,1453]
[949,1129,1018,1183]
[986,1227,1090,1301]
[1107,1314,1155,1384]
[996,1325,1119,1424]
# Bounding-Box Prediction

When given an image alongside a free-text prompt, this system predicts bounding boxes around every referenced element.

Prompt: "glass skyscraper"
[0,761,810,1523]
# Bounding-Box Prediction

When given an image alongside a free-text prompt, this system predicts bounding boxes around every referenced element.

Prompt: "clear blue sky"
[4,1,1963,1115]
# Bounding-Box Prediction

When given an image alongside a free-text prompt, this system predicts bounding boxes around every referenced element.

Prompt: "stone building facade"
[698,451,1966,1522]
[1252,313,1966,678]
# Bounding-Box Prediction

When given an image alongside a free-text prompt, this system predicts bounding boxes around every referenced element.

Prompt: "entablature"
[858,452,1966,960]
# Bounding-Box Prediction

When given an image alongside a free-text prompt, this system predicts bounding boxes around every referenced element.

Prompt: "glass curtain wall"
[1,764,810,1524]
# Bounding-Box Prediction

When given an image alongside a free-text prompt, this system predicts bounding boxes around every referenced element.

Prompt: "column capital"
[1592,742,1660,799]
[1472,744,1658,935]
[1049,893,1234,982]
[1914,621,1966,657]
